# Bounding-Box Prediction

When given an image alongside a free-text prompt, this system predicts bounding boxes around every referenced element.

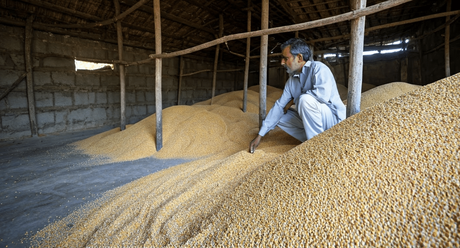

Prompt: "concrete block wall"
[0,24,241,141]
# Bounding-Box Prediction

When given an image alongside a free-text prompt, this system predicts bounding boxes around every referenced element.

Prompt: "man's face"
[281,46,304,75]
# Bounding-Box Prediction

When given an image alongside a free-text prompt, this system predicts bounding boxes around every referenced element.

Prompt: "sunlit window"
[75,60,114,71]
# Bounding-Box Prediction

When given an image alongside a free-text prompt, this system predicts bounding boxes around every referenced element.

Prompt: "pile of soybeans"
[31,74,459,247]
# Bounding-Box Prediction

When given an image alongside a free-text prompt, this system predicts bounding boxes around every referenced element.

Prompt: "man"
[249,38,346,153]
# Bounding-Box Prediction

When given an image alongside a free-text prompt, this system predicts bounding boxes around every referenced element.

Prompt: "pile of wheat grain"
[31,74,459,247]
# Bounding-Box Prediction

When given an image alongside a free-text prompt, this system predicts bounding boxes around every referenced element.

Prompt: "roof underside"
[0,0,458,62]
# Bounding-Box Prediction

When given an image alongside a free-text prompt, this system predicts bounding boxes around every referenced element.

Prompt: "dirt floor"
[0,127,190,247]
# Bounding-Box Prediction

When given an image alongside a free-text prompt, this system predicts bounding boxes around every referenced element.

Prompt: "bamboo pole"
[346,0,366,118]
[0,73,27,101]
[211,14,223,105]
[259,0,269,127]
[243,0,252,113]
[25,15,38,137]
[114,0,126,131]
[177,56,184,105]
[154,0,163,151]
[445,0,451,77]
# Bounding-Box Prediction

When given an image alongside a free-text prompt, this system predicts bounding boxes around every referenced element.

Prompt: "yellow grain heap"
[73,85,293,161]
[31,74,459,247]
[344,82,421,110]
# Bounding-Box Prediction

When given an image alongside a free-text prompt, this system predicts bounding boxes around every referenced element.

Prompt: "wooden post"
[243,0,252,112]
[154,0,163,151]
[259,0,269,127]
[401,38,408,82]
[114,0,126,131]
[25,15,38,137]
[346,0,366,118]
[211,14,223,105]
[177,56,184,105]
[445,0,451,77]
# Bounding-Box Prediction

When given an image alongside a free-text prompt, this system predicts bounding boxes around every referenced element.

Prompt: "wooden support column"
[114,0,126,131]
[259,0,269,127]
[177,56,184,105]
[401,38,408,82]
[25,15,38,137]
[243,0,252,112]
[211,14,223,105]
[346,0,366,118]
[154,0,163,151]
[445,0,451,77]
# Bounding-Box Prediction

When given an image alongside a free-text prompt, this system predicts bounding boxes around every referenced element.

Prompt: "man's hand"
[284,98,294,114]
[249,135,262,154]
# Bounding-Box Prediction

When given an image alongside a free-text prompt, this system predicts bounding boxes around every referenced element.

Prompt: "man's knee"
[298,94,320,112]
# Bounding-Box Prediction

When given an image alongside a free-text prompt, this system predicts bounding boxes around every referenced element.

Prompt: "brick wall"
[0,24,240,140]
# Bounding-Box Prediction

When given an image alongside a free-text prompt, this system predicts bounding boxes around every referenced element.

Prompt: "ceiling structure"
[0,0,458,63]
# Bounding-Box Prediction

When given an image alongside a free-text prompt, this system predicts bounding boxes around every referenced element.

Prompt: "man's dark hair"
[280,38,311,61]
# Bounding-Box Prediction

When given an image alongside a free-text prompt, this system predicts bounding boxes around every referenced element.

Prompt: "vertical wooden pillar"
[114,0,126,131]
[154,0,163,151]
[259,0,269,127]
[211,14,223,105]
[177,56,184,105]
[346,0,366,118]
[25,15,38,137]
[445,0,451,77]
[243,0,252,112]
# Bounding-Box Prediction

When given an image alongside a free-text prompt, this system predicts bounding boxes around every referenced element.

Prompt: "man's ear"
[297,53,303,62]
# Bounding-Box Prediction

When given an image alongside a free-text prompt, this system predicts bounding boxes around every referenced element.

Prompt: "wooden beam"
[25,16,38,137]
[211,14,223,105]
[43,0,150,29]
[154,0,163,151]
[243,0,252,113]
[445,0,451,77]
[0,73,27,101]
[114,0,126,131]
[142,0,413,63]
[346,0,366,118]
[259,0,269,127]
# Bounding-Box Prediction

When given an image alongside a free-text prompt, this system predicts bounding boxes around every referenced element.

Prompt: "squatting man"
[249,38,346,153]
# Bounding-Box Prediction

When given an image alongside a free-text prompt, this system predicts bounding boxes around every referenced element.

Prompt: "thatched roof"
[0,0,458,63]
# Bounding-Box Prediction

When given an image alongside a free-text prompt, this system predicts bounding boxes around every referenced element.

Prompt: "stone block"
[128,75,146,87]
[96,92,107,104]
[52,72,75,86]
[107,91,120,104]
[43,57,75,69]
[33,71,52,86]
[0,35,22,51]
[68,108,89,123]
[76,73,100,86]
[2,114,30,131]
[91,108,107,121]
[162,77,177,90]
[74,92,89,105]
[0,130,31,141]
[126,91,135,103]
[37,112,55,127]
[132,105,146,116]
[107,106,120,119]
[54,92,73,107]
[55,110,67,124]
[136,91,145,102]
[145,91,155,102]
[88,92,96,104]
[101,74,119,87]
[35,92,53,108]
[32,37,47,54]
[7,92,28,109]
[147,105,155,114]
